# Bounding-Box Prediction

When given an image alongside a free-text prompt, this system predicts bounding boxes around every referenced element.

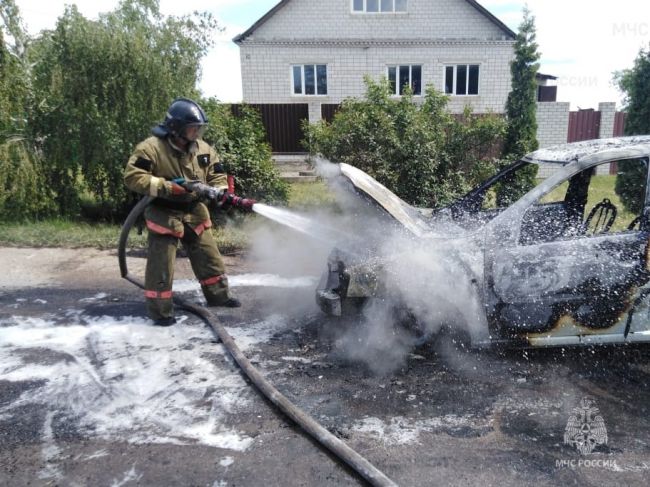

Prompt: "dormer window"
[353,0,407,13]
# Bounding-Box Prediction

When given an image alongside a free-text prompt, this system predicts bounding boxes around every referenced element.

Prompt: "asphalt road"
[1,248,650,486]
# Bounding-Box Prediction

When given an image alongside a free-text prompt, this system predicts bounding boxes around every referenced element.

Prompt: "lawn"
[0,181,335,251]
[2,175,636,250]
[541,174,636,231]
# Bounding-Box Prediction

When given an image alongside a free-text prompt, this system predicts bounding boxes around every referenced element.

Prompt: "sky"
[11,0,650,109]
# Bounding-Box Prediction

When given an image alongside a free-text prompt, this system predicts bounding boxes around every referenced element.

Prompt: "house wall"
[240,42,514,116]
[238,0,515,118]
[536,102,624,178]
[535,102,571,177]
[249,0,510,41]
[594,102,617,175]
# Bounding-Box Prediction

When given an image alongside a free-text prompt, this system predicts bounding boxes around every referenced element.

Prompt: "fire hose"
[118,195,398,487]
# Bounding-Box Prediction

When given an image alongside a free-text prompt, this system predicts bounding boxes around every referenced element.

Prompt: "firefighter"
[124,98,255,326]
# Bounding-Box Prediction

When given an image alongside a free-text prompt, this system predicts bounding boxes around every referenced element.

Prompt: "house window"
[353,0,407,13]
[444,64,480,95]
[387,65,421,95]
[292,64,327,96]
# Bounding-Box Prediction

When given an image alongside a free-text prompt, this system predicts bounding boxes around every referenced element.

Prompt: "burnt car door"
[485,157,650,346]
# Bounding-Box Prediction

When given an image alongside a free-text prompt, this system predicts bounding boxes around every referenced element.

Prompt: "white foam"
[280,356,312,364]
[80,293,108,303]
[350,414,486,446]
[229,274,316,288]
[110,465,142,487]
[38,412,63,481]
[225,315,288,352]
[173,274,316,294]
[0,312,284,452]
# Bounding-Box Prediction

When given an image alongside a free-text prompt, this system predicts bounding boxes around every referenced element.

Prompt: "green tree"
[613,45,650,215]
[0,0,52,220]
[27,0,218,220]
[615,43,650,135]
[615,159,647,215]
[306,78,505,208]
[202,99,288,205]
[497,6,540,206]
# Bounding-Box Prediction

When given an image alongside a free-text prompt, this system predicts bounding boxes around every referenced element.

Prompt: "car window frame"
[517,156,650,245]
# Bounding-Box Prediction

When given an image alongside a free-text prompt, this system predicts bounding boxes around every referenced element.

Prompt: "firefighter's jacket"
[124,136,228,238]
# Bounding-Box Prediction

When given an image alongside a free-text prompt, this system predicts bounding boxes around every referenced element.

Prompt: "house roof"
[233,0,517,43]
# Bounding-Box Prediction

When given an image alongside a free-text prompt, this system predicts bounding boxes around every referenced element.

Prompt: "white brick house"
[234,0,516,122]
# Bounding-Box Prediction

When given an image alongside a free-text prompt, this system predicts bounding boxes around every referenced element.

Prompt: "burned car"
[316,136,650,348]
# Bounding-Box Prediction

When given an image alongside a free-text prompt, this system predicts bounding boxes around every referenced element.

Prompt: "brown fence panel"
[230,103,309,154]
[567,109,601,142]
[613,111,627,137]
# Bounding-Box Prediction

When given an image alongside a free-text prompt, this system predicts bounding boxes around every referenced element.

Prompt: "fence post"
[598,102,616,139]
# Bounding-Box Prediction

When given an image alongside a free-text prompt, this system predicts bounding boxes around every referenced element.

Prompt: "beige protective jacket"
[124,136,228,237]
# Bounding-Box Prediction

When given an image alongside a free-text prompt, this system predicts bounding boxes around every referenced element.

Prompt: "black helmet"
[152,98,208,140]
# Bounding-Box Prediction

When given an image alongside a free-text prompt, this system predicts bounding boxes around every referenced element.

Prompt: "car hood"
[338,163,432,237]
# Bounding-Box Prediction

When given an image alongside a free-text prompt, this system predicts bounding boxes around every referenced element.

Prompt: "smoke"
[250,157,486,374]
[381,234,488,342]
[329,299,421,377]
[327,231,488,375]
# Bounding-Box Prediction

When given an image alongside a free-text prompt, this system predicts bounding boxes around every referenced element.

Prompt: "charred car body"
[317,136,650,348]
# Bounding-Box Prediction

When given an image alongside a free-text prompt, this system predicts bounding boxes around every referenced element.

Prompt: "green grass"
[0,182,336,250]
[0,220,146,249]
[2,177,638,249]
[287,180,337,210]
[0,218,250,254]
[540,175,637,231]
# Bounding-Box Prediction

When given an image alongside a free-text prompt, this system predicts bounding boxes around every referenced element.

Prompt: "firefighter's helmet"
[152,98,208,141]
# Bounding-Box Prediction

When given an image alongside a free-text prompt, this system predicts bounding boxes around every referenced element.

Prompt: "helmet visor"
[183,123,207,141]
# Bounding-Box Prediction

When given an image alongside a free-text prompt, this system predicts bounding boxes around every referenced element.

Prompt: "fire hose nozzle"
[174,179,256,211]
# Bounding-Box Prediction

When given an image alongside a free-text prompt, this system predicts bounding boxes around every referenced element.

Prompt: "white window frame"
[291,64,328,96]
[386,64,422,96]
[443,64,481,96]
[351,0,408,14]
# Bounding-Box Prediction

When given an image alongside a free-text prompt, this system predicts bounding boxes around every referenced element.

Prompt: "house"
[536,72,558,102]
[233,0,625,167]
[234,0,516,124]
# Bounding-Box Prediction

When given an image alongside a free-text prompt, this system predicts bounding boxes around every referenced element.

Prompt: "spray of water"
[252,203,348,246]
[249,159,489,376]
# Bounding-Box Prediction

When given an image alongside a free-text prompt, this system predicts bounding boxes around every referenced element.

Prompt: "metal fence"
[232,103,627,156]
[230,103,309,154]
[567,109,602,143]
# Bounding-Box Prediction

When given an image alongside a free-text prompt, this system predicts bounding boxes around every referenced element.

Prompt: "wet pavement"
[1,248,650,486]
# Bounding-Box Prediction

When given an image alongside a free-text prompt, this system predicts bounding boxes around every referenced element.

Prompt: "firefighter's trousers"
[144,226,230,320]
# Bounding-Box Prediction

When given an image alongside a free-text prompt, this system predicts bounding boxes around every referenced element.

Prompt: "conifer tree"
[497,7,540,206]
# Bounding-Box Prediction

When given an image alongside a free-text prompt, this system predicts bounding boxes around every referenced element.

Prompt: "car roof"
[522,136,650,165]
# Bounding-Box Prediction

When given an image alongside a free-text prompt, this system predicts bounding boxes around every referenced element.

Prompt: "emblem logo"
[564,397,608,454]
[198,154,210,167]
